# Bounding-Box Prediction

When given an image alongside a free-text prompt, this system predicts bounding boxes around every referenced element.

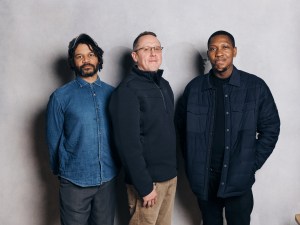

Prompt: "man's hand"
[142,184,157,208]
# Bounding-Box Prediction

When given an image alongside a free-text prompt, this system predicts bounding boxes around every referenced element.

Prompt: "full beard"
[75,63,99,77]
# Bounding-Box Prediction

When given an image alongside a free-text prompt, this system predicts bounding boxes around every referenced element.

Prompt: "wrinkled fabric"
[47,76,119,187]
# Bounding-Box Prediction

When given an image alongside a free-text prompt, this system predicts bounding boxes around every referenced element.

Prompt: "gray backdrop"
[1,0,300,224]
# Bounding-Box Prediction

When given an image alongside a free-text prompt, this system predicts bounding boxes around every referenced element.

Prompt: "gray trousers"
[59,177,116,225]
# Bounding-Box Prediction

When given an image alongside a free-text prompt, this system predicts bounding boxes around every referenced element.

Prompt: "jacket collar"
[203,66,241,90]
[228,66,241,87]
[75,75,102,87]
[132,65,163,81]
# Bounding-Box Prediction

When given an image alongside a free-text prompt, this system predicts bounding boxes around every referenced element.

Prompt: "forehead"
[137,35,160,47]
[74,43,93,54]
[209,35,233,46]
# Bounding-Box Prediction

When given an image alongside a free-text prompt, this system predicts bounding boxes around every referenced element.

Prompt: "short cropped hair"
[133,31,157,50]
[207,30,235,48]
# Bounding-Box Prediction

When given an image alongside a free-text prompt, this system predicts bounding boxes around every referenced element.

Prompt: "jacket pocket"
[186,104,209,133]
[231,101,256,131]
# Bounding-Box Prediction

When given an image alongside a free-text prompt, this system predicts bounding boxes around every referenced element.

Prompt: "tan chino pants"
[127,176,177,225]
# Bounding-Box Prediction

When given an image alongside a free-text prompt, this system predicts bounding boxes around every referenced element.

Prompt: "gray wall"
[1,0,300,224]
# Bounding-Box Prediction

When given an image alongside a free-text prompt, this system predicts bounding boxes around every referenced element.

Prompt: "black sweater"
[210,74,230,172]
[109,66,177,197]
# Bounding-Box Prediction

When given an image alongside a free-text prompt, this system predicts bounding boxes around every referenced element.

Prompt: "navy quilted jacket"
[176,67,280,200]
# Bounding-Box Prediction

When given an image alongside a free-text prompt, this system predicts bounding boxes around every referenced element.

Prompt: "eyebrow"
[209,42,232,46]
[74,50,94,55]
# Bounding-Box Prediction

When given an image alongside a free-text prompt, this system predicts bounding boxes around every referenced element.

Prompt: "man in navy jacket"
[176,30,280,225]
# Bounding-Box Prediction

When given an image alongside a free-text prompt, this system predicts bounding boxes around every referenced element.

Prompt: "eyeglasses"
[134,46,163,53]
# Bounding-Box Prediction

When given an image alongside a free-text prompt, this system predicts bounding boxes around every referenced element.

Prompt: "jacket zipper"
[154,82,167,111]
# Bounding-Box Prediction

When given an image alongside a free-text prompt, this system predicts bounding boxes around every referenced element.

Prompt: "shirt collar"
[227,66,240,87]
[75,75,102,87]
[203,66,240,90]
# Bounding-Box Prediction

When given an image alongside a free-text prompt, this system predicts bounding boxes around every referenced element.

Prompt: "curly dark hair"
[68,33,104,71]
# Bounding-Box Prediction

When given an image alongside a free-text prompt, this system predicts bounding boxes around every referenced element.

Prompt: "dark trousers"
[59,177,116,225]
[198,171,253,225]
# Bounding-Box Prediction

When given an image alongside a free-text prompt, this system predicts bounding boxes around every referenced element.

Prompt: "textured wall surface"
[1,0,300,224]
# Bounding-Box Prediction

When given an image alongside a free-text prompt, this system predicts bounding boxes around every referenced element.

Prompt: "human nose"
[149,47,157,55]
[82,55,90,63]
[215,47,224,56]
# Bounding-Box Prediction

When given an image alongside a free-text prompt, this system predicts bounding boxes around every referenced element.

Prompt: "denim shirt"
[46,76,119,187]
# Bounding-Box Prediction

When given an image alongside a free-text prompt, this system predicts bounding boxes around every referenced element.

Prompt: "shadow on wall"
[31,56,74,225]
[176,152,202,224]
[103,46,134,86]
[163,42,208,100]
[32,109,60,225]
[53,57,75,85]
[116,49,134,81]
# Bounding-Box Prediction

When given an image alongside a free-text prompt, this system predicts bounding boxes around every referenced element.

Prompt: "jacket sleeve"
[255,81,280,170]
[109,86,153,197]
[175,87,188,159]
[46,93,65,175]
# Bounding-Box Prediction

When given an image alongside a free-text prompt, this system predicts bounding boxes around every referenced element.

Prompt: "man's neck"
[80,74,98,83]
[214,71,231,79]
[213,66,233,79]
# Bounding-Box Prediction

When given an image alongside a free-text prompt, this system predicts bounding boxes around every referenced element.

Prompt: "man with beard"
[176,30,280,225]
[46,33,119,225]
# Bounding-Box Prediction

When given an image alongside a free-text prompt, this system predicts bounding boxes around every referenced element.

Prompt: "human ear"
[233,47,237,57]
[131,51,138,63]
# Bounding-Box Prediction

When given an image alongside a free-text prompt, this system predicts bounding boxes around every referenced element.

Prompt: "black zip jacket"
[109,66,177,197]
